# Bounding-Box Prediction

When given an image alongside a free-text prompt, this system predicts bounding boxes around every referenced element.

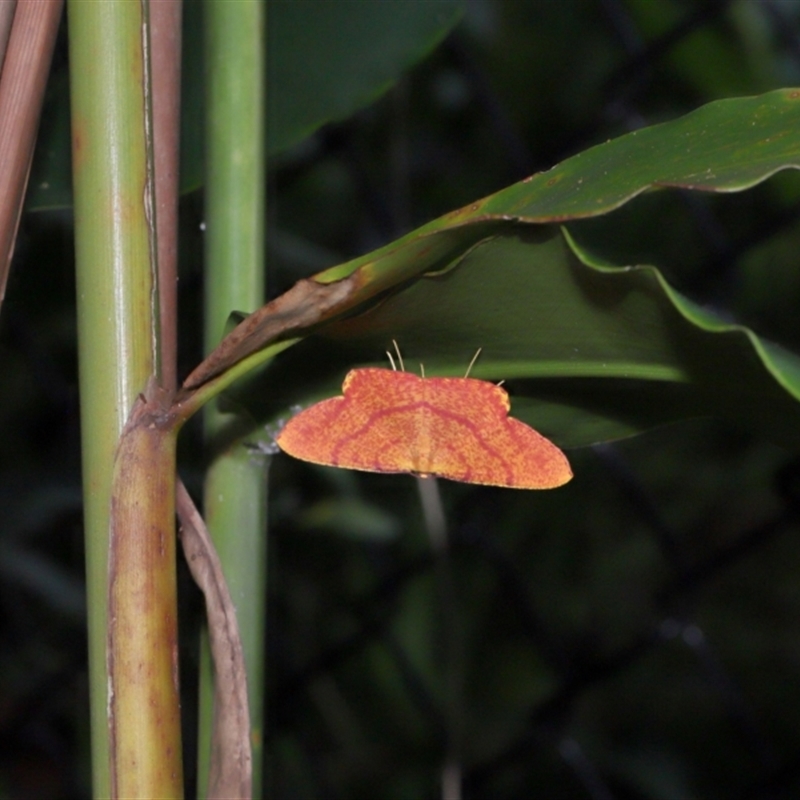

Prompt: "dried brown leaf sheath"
[177,482,252,800]
[107,389,182,799]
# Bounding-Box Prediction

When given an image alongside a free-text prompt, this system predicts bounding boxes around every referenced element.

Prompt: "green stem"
[416,477,464,800]
[68,1,169,795]
[199,1,267,797]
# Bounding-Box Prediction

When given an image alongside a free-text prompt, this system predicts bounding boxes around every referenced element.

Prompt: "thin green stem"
[199,1,267,797]
[416,477,464,800]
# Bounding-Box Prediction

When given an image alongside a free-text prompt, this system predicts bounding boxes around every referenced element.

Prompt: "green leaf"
[315,89,800,292]
[223,90,800,449]
[26,0,462,209]
[240,227,800,448]
[267,0,463,156]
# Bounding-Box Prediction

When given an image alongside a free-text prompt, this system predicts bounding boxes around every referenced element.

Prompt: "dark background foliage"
[4,1,800,798]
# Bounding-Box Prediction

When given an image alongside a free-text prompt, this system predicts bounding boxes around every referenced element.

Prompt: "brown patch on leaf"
[182,274,362,390]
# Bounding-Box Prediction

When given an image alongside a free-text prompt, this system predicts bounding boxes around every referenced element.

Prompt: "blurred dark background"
[5,1,800,797]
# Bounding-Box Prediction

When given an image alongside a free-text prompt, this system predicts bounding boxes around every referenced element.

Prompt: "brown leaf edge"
[181,273,362,392]
[176,480,252,800]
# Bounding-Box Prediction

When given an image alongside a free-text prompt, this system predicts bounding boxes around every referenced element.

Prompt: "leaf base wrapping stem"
[108,392,183,800]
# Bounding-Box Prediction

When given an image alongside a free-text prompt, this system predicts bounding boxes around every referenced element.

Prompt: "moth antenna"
[420,363,425,378]
[496,380,505,387]
[464,347,482,378]
[392,339,405,372]
[386,351,397,371]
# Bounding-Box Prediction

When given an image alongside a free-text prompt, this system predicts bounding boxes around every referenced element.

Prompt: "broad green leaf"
[204,90,800,449]
[26,0,462,209]
[207,90,800,348]
[238,227,800,449]
[267,0,462,155]
[316,89,800,292]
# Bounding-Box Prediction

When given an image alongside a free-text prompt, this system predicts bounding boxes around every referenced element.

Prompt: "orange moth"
[276,347,572,489]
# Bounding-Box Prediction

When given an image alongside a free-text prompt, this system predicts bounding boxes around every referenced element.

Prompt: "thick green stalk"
[199,1,267,797]
[68,1,176,796]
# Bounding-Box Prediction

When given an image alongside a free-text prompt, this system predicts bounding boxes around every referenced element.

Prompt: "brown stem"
[0,0,63,305]
[150,0,182,393]
[108,386,183,799]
